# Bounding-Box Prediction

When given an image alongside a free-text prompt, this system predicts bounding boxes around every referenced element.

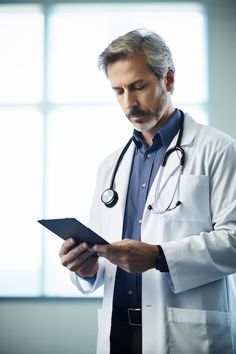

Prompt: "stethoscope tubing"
[101,110,185,209]
[109,137,133,189]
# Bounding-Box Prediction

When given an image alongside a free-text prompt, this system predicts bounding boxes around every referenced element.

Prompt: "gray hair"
[98,28,175,79]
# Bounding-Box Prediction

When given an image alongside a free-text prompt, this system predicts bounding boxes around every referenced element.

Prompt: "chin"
[132,119,158,133]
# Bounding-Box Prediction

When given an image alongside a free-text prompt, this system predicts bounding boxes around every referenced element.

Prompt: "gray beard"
[131,96,168,132]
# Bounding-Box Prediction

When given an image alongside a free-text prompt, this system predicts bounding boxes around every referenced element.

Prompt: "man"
[59,29,236,354]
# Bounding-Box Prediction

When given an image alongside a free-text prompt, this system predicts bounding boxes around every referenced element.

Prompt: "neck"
[142,105,175,146]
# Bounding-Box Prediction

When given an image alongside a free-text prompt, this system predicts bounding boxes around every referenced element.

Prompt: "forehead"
[107,53,155,85]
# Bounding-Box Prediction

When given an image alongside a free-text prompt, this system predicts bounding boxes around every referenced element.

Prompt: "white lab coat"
[71,114,236,354]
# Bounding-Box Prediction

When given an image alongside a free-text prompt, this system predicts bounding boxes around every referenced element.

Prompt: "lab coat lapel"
[159,113,197,190]
[145,114,197,210]
[101,141,135,243]
[114,141,135,218]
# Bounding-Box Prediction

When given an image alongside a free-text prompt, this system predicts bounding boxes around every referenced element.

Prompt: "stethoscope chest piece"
[101,188,119,208]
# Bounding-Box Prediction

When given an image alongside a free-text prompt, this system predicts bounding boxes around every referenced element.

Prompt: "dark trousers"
[110,308,142,354]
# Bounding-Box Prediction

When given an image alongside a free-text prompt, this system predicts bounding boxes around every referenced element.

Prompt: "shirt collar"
[132,108,181,152]
[159,108,181,148]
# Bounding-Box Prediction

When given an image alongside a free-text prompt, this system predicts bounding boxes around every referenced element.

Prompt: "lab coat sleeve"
[70,257,105,295]
[70,164,107,294]
[162,139,236,294]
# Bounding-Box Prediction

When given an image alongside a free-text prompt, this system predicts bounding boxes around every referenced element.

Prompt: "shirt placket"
[136,150,155,232]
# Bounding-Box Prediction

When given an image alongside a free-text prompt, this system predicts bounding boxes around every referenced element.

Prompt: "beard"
[130,114,161,132]
[126,91,168,133]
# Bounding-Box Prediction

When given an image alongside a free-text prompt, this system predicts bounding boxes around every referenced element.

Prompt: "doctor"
[59,29,236,354]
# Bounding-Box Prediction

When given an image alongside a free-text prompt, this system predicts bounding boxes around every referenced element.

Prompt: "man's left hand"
[92,239,160,273]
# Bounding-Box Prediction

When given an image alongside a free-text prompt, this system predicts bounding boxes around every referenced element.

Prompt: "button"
[147,153,151,158]
[138,219,142,224]
[128,290,133,295]
[142,183,146,188]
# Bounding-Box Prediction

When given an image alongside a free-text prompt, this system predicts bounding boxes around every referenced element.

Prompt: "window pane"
[0,109,43,296]
[49,3,207,105]
[0,5,43,103]
[43,106,131,296]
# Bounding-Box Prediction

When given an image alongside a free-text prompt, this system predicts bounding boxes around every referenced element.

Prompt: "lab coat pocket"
[167,307,233,354]
[179,175,210,222]
[171,174,210,222]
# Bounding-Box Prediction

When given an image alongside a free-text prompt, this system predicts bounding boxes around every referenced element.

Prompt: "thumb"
[92,244,108,256]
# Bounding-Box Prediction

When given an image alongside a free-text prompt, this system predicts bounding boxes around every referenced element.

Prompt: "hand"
[92,239,160,273]
[59,238,99,277]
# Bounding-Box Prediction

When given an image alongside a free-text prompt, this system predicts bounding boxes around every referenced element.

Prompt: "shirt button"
[142,183,146,188]
[128,290,133,295]
[147,153,151,158]
[138,219,142,224]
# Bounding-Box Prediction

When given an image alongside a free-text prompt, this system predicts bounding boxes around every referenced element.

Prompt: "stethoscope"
[101,111,185,213]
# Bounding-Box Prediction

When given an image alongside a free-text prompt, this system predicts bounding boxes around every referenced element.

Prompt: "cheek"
[116,97,126,112]
[153,86,164,100]
[142,91,162,109]
[152,88,167,107]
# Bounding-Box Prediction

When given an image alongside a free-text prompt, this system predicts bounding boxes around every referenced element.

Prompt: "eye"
[133,82,146,91]
[114,88,124,96]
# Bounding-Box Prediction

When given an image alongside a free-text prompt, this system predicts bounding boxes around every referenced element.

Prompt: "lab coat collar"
[164,112,197,151]
[180,113,198,147]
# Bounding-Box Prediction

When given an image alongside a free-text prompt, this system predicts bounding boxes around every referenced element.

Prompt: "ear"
[164,69,175,93]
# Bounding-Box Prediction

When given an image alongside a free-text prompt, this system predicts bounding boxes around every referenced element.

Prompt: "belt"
[112,307,142,326]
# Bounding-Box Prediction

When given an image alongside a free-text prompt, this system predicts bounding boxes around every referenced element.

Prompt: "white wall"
[208,0,236,136]
[0,298,102,354]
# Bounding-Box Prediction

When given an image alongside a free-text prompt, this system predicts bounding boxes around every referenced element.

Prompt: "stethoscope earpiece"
[101,188,119,208]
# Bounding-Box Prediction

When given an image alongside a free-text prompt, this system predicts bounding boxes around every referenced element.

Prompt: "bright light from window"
[0,3,207,297]
[0,108,43,296]
[0,6,43,103]
[49,3,207,107]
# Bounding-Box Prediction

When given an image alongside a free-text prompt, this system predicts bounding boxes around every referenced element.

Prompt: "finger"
[61,242,97,268]
[61,243,89,264]
[77,255,98,276]
[59,238,76,257]
[67,254,98,275]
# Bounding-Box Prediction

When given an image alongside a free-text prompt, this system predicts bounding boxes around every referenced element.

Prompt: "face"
[107,53,174,138]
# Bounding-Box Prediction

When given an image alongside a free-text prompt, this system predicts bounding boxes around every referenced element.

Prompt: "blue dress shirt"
[113,109,181,308]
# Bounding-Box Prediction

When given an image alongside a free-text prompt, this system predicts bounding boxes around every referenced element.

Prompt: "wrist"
[155,245,169,272]
[151,245,160,269]
[76,261,99,278]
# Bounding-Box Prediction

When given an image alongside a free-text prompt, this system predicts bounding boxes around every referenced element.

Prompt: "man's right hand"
[59,238,99,278]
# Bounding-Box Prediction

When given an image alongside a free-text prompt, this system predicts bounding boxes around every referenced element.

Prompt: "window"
[0,2,207,297]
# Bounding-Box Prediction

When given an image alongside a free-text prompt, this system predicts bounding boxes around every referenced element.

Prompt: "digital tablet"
[38,217,109,245]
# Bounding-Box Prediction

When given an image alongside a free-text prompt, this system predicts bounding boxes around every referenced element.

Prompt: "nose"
[123,90,138,112]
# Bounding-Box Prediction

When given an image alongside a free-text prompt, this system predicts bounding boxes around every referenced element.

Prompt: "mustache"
[126,106,151,119]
